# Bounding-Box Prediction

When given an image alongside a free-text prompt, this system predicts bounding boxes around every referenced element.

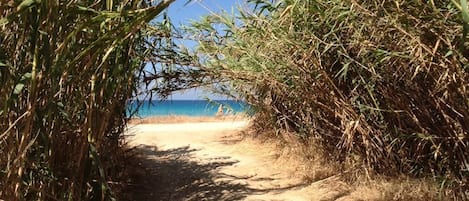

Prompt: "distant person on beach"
[216,105,224,117]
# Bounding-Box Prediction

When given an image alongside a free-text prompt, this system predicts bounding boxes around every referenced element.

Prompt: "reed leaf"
[0,0,176,200]
[189,0,469,198]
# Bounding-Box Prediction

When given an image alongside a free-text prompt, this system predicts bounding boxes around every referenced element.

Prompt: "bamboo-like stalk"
[188,0,469,198]
[0,0,177,200]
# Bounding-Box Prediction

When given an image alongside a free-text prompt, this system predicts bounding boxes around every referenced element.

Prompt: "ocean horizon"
[128,100,249,118]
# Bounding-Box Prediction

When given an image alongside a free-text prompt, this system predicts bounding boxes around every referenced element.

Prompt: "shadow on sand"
[121,144,308,201]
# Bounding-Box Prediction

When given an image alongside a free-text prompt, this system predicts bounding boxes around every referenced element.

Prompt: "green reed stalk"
[0,0,176,200]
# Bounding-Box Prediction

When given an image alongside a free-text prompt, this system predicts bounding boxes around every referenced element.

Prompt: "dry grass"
[340,175,449,201]
[244,127,447,200]
[242,128,340,183]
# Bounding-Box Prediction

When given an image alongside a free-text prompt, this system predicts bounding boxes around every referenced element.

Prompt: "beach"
[122,117,377,201]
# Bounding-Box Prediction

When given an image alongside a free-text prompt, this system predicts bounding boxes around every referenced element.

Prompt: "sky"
[162,0,240,100]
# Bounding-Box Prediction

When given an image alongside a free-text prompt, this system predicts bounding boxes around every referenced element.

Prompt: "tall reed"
[0,0,174,200]
[189,0,469,198]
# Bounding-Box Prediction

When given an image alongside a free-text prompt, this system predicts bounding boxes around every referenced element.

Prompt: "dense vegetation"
[0,0,184,200]
[2,0,469,199]
[190,0,469,198]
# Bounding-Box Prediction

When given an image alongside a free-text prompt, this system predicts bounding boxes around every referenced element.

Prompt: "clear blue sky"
[164,0,240,100]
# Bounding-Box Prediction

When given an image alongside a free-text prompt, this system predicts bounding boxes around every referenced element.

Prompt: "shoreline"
[128,114,250,124]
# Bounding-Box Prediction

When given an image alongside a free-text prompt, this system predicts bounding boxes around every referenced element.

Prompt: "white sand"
[125,121,372,201]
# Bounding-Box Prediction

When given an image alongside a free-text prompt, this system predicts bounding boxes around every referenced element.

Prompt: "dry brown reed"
[189,0,469,198]
[0,0,175,200]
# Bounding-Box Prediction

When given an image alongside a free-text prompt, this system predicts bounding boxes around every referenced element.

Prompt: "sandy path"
[125,121,356,201]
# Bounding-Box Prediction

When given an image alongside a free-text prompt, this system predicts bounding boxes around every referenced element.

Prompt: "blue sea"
[128,100,249,117]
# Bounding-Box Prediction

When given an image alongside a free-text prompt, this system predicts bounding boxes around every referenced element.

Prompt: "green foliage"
[191,0,469,198]
[0,0,174,200]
